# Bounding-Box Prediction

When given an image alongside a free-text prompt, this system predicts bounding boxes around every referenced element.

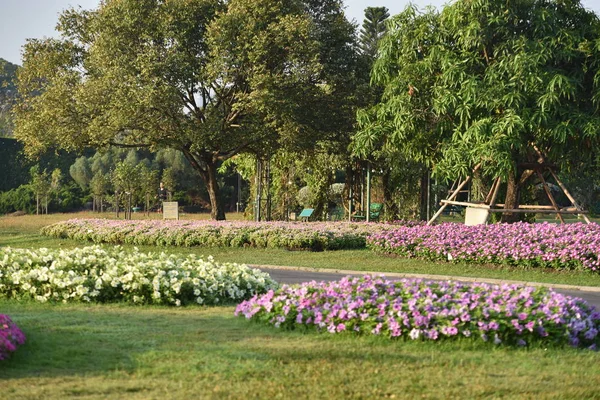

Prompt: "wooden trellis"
[427,163,590,226]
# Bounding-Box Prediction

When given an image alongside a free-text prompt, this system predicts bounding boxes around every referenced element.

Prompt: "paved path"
[254,265,600,309]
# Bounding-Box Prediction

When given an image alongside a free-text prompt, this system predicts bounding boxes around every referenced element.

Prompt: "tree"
[0,58,18,138]
[358,7,390,59]
[70,156,93,189]
[90,171,110,213]
[14,0,351,220]
[112,161,141,219]
[29,166,51,215]
[354,1,600,221]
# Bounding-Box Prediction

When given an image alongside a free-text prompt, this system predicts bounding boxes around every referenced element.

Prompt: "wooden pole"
[428,164,481,225]
[536,170,565,223]
[548,169,591,223]
[366,163,371,223]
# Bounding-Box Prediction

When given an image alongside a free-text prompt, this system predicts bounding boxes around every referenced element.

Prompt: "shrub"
[0,314,26,361]
[368,222,600,273]
[236,275,600,350]
[41,219,404,251]
[0,246,278,306]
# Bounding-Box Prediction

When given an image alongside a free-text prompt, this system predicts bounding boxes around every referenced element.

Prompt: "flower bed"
[0,246,277,306]
[0,314,26,361]
[41,219,405,251]
[236,275,600,349]
[368,222,600,273]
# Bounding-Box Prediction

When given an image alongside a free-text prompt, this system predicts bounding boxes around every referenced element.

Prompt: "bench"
[369,203,383,222]
[352,203,383,222]
[298,208,314,221]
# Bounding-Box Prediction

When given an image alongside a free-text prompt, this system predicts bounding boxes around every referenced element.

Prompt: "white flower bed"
[0,246,278,306]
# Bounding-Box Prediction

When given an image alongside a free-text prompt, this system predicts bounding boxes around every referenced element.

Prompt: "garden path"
[255,266,600,308]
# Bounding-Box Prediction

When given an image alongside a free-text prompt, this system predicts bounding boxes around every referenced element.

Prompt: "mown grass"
[2,213,600,399]
[2,213,600,287]
[2,300,600,399]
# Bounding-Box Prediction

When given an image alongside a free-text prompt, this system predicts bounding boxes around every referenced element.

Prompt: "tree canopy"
[358,7,390,60]
[354,0,600,218]
[14,0,355,220]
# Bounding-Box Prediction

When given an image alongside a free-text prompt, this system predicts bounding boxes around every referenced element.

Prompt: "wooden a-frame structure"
[428,162,591,226]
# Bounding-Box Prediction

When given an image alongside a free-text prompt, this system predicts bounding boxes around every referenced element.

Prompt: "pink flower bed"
[368,222,600,272]
[41,218,406,250]
[0,314,26,360]
[236,276,600,349]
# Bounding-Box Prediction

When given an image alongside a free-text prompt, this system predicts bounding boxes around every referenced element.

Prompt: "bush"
[0,246,278,306]
[368,222,600,273]
[0,314,26,361]
[0,185,35,214]
[41,219,405,251]
[236,275,600,350]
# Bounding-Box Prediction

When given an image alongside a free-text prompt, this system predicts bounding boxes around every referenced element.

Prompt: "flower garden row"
[0,314,25,361]
[368,222,600,273]
[236,275,600,349]
[40,219,405,251]
[0,246,277,306]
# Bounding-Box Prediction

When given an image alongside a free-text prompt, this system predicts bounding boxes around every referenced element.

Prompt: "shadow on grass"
[0,301,438,381]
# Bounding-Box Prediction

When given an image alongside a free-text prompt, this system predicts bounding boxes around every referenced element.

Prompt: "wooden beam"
[428,164,481,226]
[548,169,591,224]
[536,170,565,223]
[488,177,501,208]
[440,200,490,209]
[488,208,588,214]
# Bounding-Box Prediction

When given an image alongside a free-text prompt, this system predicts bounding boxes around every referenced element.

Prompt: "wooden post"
[537,170,565,223]
[548,169,591,224]
[366,162,371,223]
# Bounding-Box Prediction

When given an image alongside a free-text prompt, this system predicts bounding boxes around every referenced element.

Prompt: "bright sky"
[1,0,600,65]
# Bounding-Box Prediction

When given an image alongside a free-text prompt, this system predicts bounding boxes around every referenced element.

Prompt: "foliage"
[39,218,406,251]
[14,0,354,220]
[354,0,600,217]
[0,246,277,306]
[0,185,35,214]
[90,171,110,199]
[368,222,600,273]
[358,7,390,60]
[0,58,19,138]
[0,314,26,361]
[236,275,600,349]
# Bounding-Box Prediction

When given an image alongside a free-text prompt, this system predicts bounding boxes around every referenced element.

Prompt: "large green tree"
[14,0,348,220]
[355,0,600,221]
[358,7,390,59]
[0,58,19,138]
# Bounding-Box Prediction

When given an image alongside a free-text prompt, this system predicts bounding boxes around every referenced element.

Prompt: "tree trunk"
[502,171,520,223]
[203,161,225,220]
[115,191,120,218]
[180,148,226,220]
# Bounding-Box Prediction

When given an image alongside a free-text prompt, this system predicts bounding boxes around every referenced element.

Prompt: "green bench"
[352,203,383,222]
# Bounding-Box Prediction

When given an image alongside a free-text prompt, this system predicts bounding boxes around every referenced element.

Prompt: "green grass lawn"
[2,300,600,399]
[2,213,600,399]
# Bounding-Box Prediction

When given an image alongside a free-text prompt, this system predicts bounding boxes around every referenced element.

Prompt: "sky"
[1,0,600,65]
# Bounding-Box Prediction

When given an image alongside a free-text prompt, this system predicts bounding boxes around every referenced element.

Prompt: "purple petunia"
[235,275,600,349]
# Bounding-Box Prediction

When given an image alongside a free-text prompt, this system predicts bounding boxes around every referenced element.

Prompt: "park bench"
[352,203,383,222]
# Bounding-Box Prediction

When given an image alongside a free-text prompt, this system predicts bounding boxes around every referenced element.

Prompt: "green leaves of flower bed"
[236,276,600,350]
[0,246,278,306]
[40,219,395,251]
[0,314,25,361]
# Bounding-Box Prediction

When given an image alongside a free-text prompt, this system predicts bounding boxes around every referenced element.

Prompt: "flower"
[235,275,600,350]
